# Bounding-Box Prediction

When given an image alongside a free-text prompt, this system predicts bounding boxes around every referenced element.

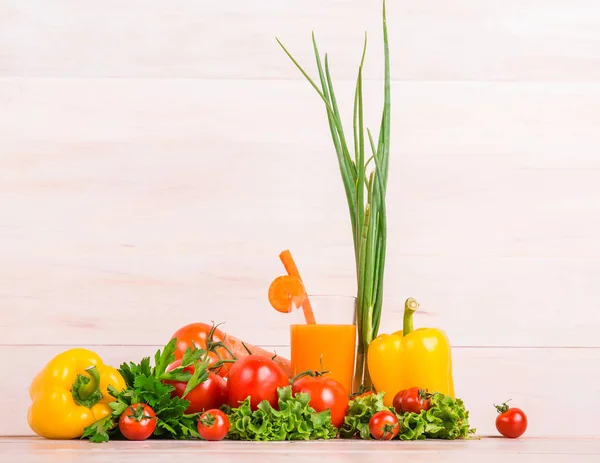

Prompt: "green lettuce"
[408,393,476,440]
[340,391,391,439]
[341,391,476,440]
[224,386,337,441]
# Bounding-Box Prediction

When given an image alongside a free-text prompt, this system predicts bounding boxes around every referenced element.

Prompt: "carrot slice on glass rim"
[268,275,307,313]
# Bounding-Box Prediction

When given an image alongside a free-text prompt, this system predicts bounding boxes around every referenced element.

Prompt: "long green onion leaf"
[324,54,356,183]
[276,37,359,240]
[277,0,391,389]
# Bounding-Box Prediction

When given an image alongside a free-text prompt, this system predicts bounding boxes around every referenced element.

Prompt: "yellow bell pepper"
[28,348,127,439]
[368,298,455,406]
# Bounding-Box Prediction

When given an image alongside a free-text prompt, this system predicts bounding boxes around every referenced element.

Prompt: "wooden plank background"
[1,0,599,437]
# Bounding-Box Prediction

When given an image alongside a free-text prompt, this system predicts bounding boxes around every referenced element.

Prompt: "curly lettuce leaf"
[398,392,475,440]
[340,391,475,441]
[225,386,337,441]
[340,391,391,439]
[423,393,475,439]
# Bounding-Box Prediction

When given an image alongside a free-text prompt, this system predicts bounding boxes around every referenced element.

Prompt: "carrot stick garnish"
[279,250,317,324]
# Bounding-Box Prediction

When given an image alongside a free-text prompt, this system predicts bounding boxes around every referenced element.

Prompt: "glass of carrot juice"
[289,295,357,395]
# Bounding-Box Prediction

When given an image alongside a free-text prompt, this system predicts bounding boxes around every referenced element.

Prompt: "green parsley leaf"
[155,344,210,393]
[154,338,177,377]
[83,341,209,443]
[182,360,209,398]
[81,415,114,443]
[181,347,204,367]
[117,362,136,387]
[109,399,128,417]
[119,358,151,387]
[156,418,177,436]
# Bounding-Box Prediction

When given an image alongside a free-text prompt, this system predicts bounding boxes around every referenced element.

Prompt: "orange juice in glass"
[290,296,356,395]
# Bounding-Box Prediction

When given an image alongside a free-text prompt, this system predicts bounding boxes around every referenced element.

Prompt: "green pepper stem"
[77,366,101,400]
[402,298,419,336]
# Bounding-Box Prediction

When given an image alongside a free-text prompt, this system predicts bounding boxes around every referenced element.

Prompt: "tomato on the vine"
[197,409,230,441]
[170,323,232,377]
[495,402,527,438]
[369,410,400,440]
[227,355,289,410]
[119,404,157,441]
[163,360,228,413]
[292,374,348,428]
[393,387,431,414]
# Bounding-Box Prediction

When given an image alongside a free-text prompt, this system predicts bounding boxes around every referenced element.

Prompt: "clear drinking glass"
[289,295,357,394]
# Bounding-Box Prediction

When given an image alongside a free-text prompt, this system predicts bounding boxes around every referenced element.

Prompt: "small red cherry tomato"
[197,409,230,441]
[119,404,157,441]
[392,389,407,413]
[495,401,528,438]
[369,410,400,440]
[393,387,430,414]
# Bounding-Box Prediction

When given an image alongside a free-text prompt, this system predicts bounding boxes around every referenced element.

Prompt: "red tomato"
[392,389,407,413]
[170,323,232,377]
[163,360,228,413]
[292,375,349,428]
[119,404,157,441]
[495,402,528,438]
[227,355,289,410]
[198,409,230,441]
[369,410,400,440]
[394,387,431,414]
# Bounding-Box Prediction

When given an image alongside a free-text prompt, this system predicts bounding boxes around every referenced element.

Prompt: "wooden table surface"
[2,437,599,463]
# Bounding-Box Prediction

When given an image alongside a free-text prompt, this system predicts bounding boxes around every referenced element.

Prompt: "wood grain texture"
[2,0,600,444]
[2,438,600,463]
[0,0,600,82]
[1,0,599,81]
[4,345,599,437]
[1,78,599,346]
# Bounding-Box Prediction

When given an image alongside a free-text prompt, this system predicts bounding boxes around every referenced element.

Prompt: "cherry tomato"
[164,360,228,413]
[394,387,431,414]
[495,402,527,438]
[227,355,289,410]
[197,409,230,441]
[119,404,157,441]
[369,410,400,440]
[170,323,232,377]
[392,389,407,413]
[292,375,349,428]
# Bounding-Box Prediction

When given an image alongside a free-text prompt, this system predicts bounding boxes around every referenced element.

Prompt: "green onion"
[277,0,391,390]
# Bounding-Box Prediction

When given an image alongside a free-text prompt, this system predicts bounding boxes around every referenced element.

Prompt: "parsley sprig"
[82,339,209,443]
